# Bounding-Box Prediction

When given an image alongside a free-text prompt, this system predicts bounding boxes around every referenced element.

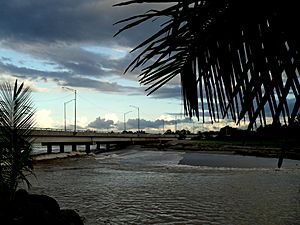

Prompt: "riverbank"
[145,139,300,160]
[31,139,300,163]
[32,151,87,162]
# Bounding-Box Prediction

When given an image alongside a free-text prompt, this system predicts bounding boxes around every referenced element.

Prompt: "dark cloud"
[117,117,193,130]
[261,97,299,118]
[1,0,113,43]
[0,61,141,94]
[0,0,181,100]
[87,114,233,132]
[0,0,182,100]
[3,43,124,76]
[1,57,11,62]
[87,115,194,131]
[88,117,115,129]
[149,84,181,99]
[4,0,290,128]
[0,0,168,46]
[126,118,164,130]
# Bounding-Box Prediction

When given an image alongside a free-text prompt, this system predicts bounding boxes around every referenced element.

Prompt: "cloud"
[0,60,142,94]
[0,0,182,100]
[0,0,167,46]
[77,116,89,129]
[104,113,119,123]
[1,0,112,44]
[86,113,197,132]
[0,73,49,93]
[88,117,115,130]
[116,117,193,131]
[148,84,181,100]
[35,109,59,128]
[76,112,248,132]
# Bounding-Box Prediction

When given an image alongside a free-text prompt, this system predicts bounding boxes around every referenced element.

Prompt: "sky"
[0,0,239,133]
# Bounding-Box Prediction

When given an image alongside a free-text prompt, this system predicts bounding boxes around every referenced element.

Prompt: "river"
[28,148,300,225]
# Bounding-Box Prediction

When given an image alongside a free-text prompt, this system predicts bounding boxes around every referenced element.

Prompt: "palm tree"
[0,80,36,201]
[114,1,300,130]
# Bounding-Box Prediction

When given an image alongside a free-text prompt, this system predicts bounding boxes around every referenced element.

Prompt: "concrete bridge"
[30,129,178,154]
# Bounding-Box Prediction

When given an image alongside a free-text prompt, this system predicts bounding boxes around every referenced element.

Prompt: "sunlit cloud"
[81,45,129,60]
[158,114,175,121]
[0,48,63,72]
[35,109,60,128]
[104,113,119,123]
[0,73,49,93]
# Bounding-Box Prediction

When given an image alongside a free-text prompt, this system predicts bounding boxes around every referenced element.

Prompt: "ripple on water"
[29,151,300,225]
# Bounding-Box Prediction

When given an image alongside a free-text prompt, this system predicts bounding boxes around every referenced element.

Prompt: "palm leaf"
[114,0,300,129]
[0,80,35,200]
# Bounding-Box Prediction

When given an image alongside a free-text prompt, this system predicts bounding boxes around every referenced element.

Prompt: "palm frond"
[114,0,300,129]
[0,80,35,200]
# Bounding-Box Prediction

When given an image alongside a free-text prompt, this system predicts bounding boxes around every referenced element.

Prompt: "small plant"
[0,80,35,201]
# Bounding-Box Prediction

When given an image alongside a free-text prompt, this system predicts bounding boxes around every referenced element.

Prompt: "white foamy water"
[28,149,300,225]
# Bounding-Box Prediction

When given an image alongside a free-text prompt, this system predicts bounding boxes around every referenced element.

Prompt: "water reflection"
[30,150,300,225]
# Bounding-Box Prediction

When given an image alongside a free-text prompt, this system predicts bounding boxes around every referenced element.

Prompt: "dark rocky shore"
[0,189,84,225]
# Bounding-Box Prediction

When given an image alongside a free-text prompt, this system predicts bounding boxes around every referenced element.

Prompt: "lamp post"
[174,115,178,132]
[64,99,74,131]
[123,111,132,131]
[62,87,77,132]
[192,120,195,134]
[129,105,140,132]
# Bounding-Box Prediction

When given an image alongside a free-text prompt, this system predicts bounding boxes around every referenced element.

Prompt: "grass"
[191,138,287,148]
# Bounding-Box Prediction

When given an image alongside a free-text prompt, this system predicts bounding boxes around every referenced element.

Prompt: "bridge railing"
[31,127,179,137]
[33,127,94,132]
[32,127,109,134]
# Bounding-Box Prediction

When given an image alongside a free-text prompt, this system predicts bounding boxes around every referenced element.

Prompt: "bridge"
[30,129,178,154]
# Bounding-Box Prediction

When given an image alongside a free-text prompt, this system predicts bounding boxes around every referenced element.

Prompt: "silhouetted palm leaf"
[114,1,300,129]
[0,80,35,200]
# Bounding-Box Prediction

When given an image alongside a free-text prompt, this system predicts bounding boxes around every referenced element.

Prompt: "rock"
[61,209,84,225]
[0,189,84,225]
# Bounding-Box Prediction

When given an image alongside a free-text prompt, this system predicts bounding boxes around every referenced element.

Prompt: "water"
[28,149,300,225]
[32,142,90,154]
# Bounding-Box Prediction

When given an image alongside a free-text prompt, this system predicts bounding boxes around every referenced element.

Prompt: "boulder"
[0,189,84,225]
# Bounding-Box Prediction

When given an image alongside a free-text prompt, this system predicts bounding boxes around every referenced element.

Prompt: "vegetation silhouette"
[0,80,35,201]
[114,1,300,130]
[0,80,84,224]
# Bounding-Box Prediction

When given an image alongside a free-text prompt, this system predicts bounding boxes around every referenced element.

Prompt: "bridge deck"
[30,129,180,154]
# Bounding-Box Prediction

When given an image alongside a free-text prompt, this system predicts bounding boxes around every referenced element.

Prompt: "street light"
[62,87,77,132]
[174,114,178,132]
[123,111,132,131]
[64,99,74,131]
[129,105,140,132]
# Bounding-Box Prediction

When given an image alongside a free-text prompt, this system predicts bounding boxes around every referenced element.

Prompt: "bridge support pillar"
[85,144,91,154]
[96,143,101,150]
[60,144,64,153]
[47,145,52,154]
[72,144,77,152]
[106,143,110,151]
